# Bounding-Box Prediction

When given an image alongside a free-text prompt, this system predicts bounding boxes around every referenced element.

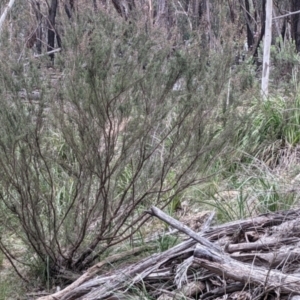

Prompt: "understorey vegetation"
[0,1,300,299]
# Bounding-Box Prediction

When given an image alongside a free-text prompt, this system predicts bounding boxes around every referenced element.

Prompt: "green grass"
[0,275,26,300]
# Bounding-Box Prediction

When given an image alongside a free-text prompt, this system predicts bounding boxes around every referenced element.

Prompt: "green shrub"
[0,11,243,280]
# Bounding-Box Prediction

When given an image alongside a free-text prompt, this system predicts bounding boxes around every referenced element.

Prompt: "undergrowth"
[1,3,300,299]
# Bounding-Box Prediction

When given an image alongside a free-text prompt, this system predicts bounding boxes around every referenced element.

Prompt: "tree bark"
[245,0,254,50]
[205,0,212,49]
[30,0,43,54]
[227,0,235,23]
[147,206,220,253]
[93,0,98,12]
[36,1,42,54]
[36,207,300,300]
[252,0,266,62]
[291,0,300,52]
[64,0,72,19]
[156,0,167,27]
[112,0,135,20]
[261,0,272,98]
[193,255,300,295]
[0,0,16,38]
[193,0,203,29]
[47,0,58,62]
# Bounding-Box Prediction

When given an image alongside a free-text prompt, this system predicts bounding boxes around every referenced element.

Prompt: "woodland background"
[1,0,300,299]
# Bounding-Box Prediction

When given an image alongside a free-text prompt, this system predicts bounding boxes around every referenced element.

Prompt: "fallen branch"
[147,206,220,253]
[34,48,61,58]
[36,245,155,300]
[193,248,300,294]
[36,207,300,300]
[273,9,300,20]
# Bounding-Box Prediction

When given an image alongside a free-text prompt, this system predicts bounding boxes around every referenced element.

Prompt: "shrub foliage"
[0,12,243,279]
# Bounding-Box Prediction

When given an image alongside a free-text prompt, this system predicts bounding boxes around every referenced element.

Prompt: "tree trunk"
[261,0,272,98]
[245,0,254,50]
[227,0,236,23]
[0,0,16,38]
[156,0,167,27]
[252,0,266,63]
[190,0,202,28]
[47,0,58,62]
[93,0,98,12]
[112,0,135,20]
[64,0,72,19]
[205,0,212,49]
[291,0,300,52]
[33,1,43,54]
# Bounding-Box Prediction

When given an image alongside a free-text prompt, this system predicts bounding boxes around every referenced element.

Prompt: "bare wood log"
[231,247,300,269]
[201,211,215,232]
[193,249,300,294]
[36,245,155,300]
[60,239,196,300]
[204,208,300,242]
[38,208,300,300]
[227,237,299,253]
[147,206,221,253]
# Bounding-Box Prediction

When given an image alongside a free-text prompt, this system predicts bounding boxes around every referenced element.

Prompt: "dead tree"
[47,0,60,62]
[28,0,43,54]
[291,0,300,52]
[112,0,135,20]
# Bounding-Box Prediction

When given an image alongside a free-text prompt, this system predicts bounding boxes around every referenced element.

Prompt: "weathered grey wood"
[60,240,196,300]
[0,0,16,37]
[231,247,300,268]
[200,283,250,300]
[36,245,156,300]
[227,237,299,253]
[193,249,300,294]
[147,206,221,253]
[204,208,300,242]
[37,207,300,300]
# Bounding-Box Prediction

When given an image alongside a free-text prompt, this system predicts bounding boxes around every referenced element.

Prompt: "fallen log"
[193,247,300,294]
[35,207,300,300]
[35,245,156,300]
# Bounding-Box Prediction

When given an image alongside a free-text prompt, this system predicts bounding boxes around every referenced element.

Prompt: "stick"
[193,254,300,294]
[147,206,220,253]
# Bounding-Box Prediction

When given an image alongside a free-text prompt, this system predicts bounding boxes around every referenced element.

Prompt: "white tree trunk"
[206,0,213,49]
[0,0,16,37]
[261,0,273,98]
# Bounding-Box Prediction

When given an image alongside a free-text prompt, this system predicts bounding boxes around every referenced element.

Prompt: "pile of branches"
[35,207,300,300]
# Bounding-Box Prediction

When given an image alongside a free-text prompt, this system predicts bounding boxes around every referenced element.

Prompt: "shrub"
[0,11,244,280]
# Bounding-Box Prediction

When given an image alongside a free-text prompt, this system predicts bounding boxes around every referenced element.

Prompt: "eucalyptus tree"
[291,0,300,52]
[0,0,16,37]
[261,0,272,97]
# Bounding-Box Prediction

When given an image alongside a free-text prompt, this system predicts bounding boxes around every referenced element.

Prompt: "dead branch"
[147,206,220,253]
[35,207,300,300]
